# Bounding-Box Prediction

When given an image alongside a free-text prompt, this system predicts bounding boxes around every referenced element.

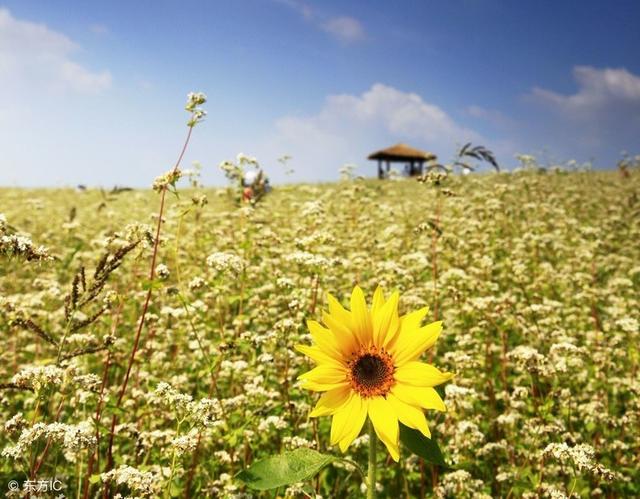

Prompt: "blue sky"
[1,0,639,186]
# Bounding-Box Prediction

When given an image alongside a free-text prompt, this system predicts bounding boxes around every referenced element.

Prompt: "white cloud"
[527,66,640,151]
[89,23,109,35]
[466,105,514,128]
[322,16,365,43]
[0,8,112,94]
[273,0,366,43]
[0,8,114,187]
[323,84,480,141]
[273,0,313,20]
[257,83,484,182]
[530,66,640,117]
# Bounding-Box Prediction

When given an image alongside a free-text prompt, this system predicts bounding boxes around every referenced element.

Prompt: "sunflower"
[296,285,453,461]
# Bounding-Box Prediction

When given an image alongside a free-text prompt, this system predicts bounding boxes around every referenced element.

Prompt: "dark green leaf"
[236,448,336,490]
[399,424,447,467]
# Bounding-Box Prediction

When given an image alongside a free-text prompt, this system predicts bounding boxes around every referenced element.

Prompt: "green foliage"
[237,448,336,490]
[399,424,446,467]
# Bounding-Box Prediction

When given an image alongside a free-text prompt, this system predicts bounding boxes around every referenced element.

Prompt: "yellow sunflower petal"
[350,285,372,345]
[322,312,358,354]
[374,291,400,348]
[338,398,369,452]
[298,364,347,385]
[371,288,399,348]
[326,293,354,327]
[371,286,385,315]
[295,344,341,366]
[392,321,443,366]
[394,361,453,387]
[309,385,352,417]
[330,393,366,445]
[368,396,400,461]
[386,306,428,352]
[300,380,349,392]
[387,392,431,438]
[392,384,448,412]
[401,306,430,332]
[307,320,343,358]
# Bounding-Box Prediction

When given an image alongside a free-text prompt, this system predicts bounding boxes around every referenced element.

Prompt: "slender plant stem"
[117,125,193,403]
[165,418,183,497]
[367,419,377,499]
[30,397,65,479]
[55,319,73,364]
[82,297,125,499]
[103,125,194,495]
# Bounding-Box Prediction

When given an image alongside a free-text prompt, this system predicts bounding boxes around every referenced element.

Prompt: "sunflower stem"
[367,419,377,499]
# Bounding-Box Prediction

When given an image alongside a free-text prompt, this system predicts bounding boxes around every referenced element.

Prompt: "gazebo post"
[377,159,383,179]
[386,160,390,178]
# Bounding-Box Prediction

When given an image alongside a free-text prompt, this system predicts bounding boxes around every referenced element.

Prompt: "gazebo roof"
[368,143,436,162]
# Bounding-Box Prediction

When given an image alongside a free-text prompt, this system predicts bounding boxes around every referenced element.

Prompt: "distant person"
[242,168,271,203]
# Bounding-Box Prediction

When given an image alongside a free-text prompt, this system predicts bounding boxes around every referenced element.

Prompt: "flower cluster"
[152,168,183,192]
[100,465,160,497]
[543,443,617,481]
[11,365,66,391]
[153,382,224,428]
[206,251,246,275]
[185,91,207,127]
[0,216,53,262]
[2,420,96,462]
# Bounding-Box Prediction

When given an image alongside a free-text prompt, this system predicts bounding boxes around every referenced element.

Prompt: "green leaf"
[104,402,126,417]
[169,480,182,497]
[399,424,447,467]
[236,448,336,490]
[61,242,84,269]
[141,278,165,291]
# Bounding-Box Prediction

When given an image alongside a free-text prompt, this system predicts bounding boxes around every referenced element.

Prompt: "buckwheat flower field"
[1,161,638,498]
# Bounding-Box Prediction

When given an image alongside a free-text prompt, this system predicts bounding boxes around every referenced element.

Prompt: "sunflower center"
[347,347,395,398]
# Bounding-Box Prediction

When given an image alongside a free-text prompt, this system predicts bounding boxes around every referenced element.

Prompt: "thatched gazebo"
[368,143,437,179]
